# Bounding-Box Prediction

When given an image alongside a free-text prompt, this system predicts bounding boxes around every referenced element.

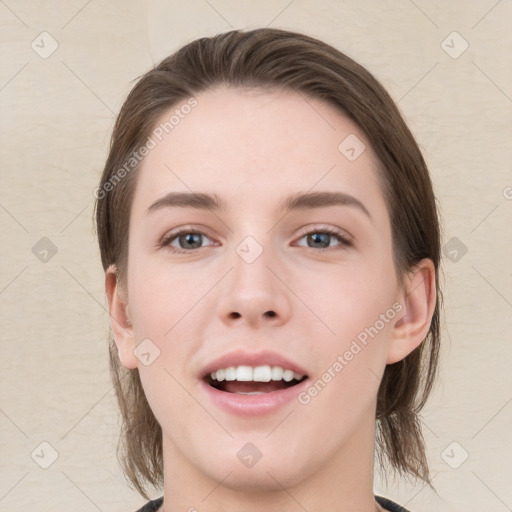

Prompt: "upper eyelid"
[160,223,350,237]
[160,224,214,242]
[296,224,352,239]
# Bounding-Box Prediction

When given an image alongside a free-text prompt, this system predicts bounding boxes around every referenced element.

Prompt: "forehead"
[131,85,386,218]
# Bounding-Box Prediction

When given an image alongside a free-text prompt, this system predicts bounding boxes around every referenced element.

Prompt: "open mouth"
[203,366,308,395]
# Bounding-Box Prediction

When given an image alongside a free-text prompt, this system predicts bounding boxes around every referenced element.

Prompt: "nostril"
[265,311,276,317]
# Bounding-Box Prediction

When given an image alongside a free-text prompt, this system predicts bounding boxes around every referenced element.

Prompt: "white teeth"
[271,366,283,380]
[224,367,236,381]
[210,365,304,382]
[236,365,253,381]
[282,369,294,382]
[253,365,271,382]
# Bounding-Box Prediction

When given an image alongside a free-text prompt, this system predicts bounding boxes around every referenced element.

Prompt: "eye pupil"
[308,233,330,248]
[180,233,202,249]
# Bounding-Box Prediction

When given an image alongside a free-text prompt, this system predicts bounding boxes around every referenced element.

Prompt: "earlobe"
[105,265,139,370]
[387,259,436,364]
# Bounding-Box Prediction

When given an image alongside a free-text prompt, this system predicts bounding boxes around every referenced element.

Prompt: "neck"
[159,411,381,512]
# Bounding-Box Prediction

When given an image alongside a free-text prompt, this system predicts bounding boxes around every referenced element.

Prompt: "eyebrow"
[146,190,372,220]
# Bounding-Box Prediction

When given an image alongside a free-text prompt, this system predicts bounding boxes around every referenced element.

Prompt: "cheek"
[297,281,397,440]
[126,253,214,338]
[129,263,201,425]
[307,259,398,340]
[301,257,398,397]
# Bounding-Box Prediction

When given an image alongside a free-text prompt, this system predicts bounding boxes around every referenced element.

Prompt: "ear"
[387,258,437,364]
[105,264,138,369]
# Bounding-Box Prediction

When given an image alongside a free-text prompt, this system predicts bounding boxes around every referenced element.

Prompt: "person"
[94,27,441,512]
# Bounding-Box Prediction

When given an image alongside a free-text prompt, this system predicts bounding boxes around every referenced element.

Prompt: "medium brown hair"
[94,27,441,499]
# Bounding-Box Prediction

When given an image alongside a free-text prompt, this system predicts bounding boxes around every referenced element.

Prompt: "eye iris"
[308,232,330,248]
[179,233,202,249]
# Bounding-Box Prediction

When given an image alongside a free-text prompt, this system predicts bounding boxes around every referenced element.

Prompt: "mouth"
[203,365,309,395]
[199,350,311,415]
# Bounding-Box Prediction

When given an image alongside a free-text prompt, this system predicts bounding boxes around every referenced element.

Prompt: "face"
[116,86,407,491]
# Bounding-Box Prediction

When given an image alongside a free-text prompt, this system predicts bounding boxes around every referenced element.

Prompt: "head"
[94,28,441,499]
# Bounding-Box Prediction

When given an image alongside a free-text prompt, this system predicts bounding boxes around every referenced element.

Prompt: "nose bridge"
[230,211,276,277]
[216,228,291,327]
[231,232,275,297]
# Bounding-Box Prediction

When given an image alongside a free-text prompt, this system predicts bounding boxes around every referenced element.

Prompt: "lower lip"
[200,378,310,417]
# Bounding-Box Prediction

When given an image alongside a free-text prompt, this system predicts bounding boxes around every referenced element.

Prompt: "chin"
[195,445,313,492]
[214,465,304,493]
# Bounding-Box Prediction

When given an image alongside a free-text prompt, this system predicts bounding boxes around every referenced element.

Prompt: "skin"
[106,86,436,512]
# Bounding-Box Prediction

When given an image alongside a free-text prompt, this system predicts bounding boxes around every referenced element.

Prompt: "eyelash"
[158,225,352,254]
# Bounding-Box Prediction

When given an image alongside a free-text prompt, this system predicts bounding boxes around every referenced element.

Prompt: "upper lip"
[200,349,309,378]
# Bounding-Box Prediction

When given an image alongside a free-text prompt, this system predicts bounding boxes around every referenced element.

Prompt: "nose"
[215,238,292,329]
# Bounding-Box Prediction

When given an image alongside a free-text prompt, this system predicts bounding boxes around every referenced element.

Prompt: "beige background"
[1,1,511,511]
